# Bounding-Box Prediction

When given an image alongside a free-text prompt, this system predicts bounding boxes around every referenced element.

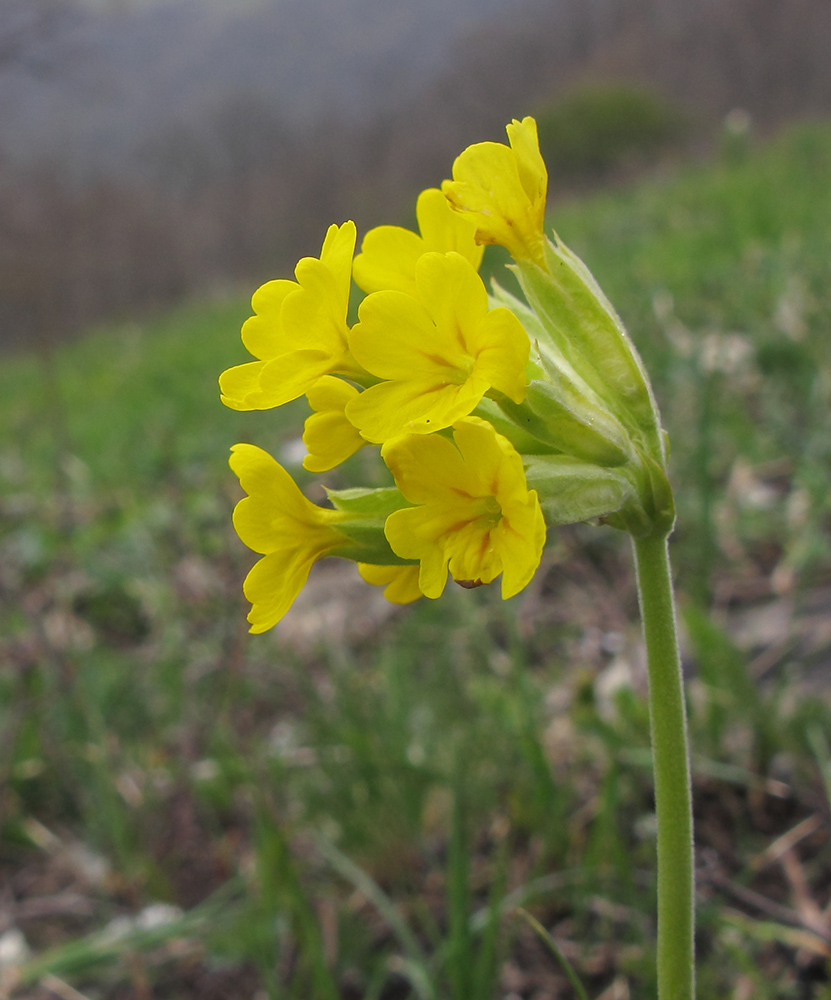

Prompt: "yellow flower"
[230,443,349,632]
[441,116,548,267]
[220,222,366,411]
[382,417,546,599]
[353,187,484,296]
[302,376,367,473]
[346,252,529,443]
[357,563,422,604]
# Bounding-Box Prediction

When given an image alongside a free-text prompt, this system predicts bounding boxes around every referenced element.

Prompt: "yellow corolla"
[357,563,423,604]
[353,187,484,297]
[442,116,548,268]
[382,417,546,599]
[230,443,349,632]
[302,376,367,473]
[346,252,529,443]
[220,221,366,411]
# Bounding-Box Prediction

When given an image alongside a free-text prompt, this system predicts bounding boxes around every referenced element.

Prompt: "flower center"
[472,495,503,526]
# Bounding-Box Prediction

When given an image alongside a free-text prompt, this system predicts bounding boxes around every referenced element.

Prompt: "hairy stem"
[633,532,695,1000]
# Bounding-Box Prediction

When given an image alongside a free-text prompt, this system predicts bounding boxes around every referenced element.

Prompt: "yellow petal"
[281,258,350,358]
[493,493,547,598]
[452,417,530,507]
[413,253,529,402]
[233,222,362,411]
[357,563,422,604]
[251,277,298,317]
[383,506,452,599]
[303,411,365,472]
[413,251,489,339]
[444,513,504,585]
[506,117,548,210]
[319,220,357,315]
[353,226,425,296]
[242,279,297,359]
[415,188,484,270]
[353,189,484,297]
[351,290,465,380]
[243,550,317,633]
[346,377,487,443]
[381,429,483,505]
[229,443,349,630]
[464,307,529,404]
[306,374,359,412]
[303,377,365,472]
[219,361,266,410]
[257,350,343,407]
[349,253,528,441]
[229,443,344,551]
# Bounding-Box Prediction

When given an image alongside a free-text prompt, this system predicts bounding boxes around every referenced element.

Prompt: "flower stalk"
[633,532,695,1000]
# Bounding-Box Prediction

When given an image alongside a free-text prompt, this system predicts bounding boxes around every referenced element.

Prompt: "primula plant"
[221,118,695,999]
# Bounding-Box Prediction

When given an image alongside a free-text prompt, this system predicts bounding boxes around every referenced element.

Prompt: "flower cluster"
[222,116,674,632]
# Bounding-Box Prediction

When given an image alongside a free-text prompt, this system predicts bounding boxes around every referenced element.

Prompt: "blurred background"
[2,0,831,997]
[2,0,831,351]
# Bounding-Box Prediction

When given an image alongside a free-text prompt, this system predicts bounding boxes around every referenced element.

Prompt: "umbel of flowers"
[220,117,674,633]
[221,118,694,1000]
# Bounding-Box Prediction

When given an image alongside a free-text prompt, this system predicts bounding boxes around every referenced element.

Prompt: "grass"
[2,121,831,998]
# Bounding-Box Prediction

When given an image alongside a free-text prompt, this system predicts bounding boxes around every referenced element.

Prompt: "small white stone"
[136,903,183,931]
[191,759,220,782]
[280,437,308,466]
[0,928,31,968]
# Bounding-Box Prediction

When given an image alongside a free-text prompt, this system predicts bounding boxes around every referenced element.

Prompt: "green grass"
[3,122,831,998]
[0,297,305,489]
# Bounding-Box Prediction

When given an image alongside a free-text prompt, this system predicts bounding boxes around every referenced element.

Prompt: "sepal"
[516,238,662,457]
[325,486,415,565]
[642,454,676,536]
[489,279,633,465]
[471,398,561,456]
[523,456,637,527]
[498,377,631,467]
[326,485,409,518]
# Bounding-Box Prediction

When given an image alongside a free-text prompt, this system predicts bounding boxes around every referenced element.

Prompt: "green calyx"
[325,486,415,566]
[524,456,635,526]
[515,236,664,461]
[524,452,675,539]
[489,281,636,467]
[490,234,675,538]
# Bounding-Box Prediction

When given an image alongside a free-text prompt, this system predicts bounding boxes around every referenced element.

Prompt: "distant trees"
[535,84,686,184]
[0,0,78,74]
[0,169,193,351]
[2,0,831,352]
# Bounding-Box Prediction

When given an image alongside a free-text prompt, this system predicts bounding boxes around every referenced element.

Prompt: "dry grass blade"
[700,863,829,940]
[750,814,823,871]
[15,880,243,990]
[313,834,432,984]
[39,974,94,1000]
[513,908,590,1000]
[722,909,831,958]
[780,848,828,936]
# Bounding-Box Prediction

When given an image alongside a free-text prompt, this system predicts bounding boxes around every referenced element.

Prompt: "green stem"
[632,532,695,1000]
